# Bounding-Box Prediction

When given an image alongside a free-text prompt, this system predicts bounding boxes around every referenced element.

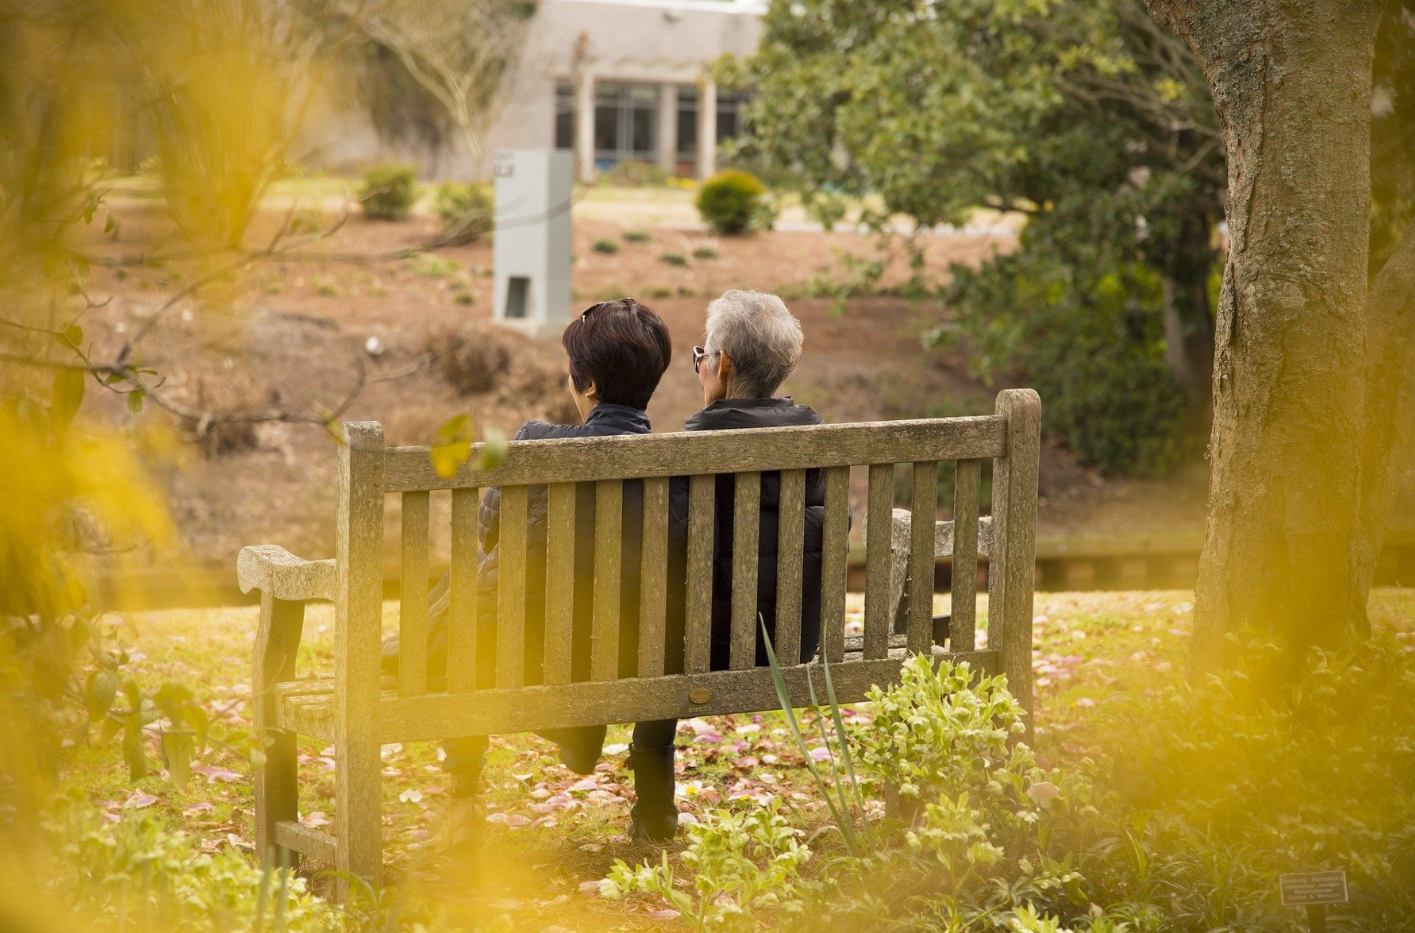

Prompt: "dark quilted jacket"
[668,398,827,669]
[386,403,654,688]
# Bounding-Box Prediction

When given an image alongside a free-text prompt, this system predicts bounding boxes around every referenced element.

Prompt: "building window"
[554,80,574,150]
[675,86,748,161]
[593,82,659,166]
[716,89,748,144]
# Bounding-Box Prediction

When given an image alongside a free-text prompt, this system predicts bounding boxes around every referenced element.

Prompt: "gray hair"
[704,289,804,399]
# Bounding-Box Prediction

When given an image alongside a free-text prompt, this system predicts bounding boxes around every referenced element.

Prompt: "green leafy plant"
[692,245,719,260]
[622,229,653,243]
[591,238,620,254]
[659,252,689,267]
[359,163,417,220]
[602,802,811,933]
[804,190,849,232]
[434,180,494,244]
[696,170,767,235]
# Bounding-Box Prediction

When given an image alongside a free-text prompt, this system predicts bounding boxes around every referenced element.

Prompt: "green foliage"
[591,238,620,254]
[696,170,768,235]
[733,0,1227,473]
[602,803,812,933]
[622,229,653,243]
[359,163,418,220]
[939,240,1189,475]
[803,190,849,232]
[434,181,494,244]
[660,252,689,267]
[692,245,719,260]
[605,641,1415,933]
[45,800,342,932]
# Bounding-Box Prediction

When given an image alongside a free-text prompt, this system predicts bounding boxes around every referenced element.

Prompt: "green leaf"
[430,414,473,478]
[473,426,508,470]
[104,213,117,235]
[85,669,119,722]
[162,731,195,789]
[61,323,83,349]
[50,368,85,436]
[127,389,144,415]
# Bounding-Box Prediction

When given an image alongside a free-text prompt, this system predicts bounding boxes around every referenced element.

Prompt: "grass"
[58,588,1415,929]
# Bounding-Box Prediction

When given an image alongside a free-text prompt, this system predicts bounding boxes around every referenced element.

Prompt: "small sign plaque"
[1279,871,1348,907]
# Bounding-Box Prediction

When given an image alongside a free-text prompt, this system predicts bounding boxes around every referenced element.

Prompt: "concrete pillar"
[657,84,678,174]
[575,70,596,183]
[696,73,717,181]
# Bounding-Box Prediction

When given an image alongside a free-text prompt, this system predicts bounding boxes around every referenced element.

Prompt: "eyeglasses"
[692,346,711,373]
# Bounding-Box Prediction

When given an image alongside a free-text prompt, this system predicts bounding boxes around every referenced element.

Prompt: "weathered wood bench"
[237,388,1040,889]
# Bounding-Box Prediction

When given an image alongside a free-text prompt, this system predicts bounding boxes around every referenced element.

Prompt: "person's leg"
[438,734,490,850]
[536,725,607,776]
[627,718,679,842]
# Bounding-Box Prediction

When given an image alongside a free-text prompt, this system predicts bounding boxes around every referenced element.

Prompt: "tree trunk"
[1144,0,1388,674]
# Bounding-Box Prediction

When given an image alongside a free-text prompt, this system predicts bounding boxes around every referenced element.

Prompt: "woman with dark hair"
[383,297,674,844]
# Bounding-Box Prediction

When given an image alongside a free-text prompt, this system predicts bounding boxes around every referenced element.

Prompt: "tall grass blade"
[761,615,862,856]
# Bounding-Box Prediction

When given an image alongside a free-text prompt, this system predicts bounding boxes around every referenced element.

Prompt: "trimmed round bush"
[696,170,766,235]
[360,164,417,221]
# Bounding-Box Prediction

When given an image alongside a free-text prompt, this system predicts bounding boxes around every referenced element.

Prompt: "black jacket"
[392,403,654,688]
[669,398,826,669]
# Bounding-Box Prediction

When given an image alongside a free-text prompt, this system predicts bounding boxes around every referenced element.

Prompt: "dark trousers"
[444,718,678,816]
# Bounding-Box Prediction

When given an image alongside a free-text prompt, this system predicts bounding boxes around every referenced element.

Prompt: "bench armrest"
[238,545,336,602]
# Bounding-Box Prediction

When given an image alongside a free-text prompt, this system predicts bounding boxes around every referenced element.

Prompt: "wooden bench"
[237,388,1040,889]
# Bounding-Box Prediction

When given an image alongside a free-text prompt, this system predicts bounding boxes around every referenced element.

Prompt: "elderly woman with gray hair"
[628,289,826,843]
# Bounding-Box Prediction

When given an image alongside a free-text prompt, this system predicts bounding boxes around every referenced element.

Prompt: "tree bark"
[1144,0,1388,674]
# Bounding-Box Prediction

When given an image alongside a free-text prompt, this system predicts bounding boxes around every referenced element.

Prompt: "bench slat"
[820,465,850,664]
[366,652,1001,742]
[446,487,479,693]
[638,476,669,678]
[496,486,529,689]
[951,459,981,652]
[591,480,623,681]
[398,491,430,697]
[864,463,894,660]
[730,471,762,670]
[907,461,938,655]
[774,469,806,665]
[685,474,715,674]
[544,483,576,686]
[383,417,1007,492]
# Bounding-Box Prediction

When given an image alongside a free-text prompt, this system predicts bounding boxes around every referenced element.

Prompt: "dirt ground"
[69,192,1213,579]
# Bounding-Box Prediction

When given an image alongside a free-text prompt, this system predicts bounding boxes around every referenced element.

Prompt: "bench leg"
[254,725,300,871]
[334,738,384,900]
[253,594,305,870]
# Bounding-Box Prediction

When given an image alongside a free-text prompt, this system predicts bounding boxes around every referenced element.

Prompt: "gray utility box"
[492,149,573,338]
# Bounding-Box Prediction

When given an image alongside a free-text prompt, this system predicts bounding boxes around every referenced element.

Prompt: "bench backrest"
[332,389,1040,739]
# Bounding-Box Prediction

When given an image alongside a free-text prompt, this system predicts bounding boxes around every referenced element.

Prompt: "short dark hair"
[562,298,672,410]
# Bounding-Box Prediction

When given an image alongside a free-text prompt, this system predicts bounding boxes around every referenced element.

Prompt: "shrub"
[940,243,1190,475]
[696,170,767,235]
[660,252,689,267]
[622,229,653,243]
[359,163,417,220]
[434,180,494,244]
[805,190,850,232]
[692,245,719,260]
[433,324,512,395]
[591,238,620,254]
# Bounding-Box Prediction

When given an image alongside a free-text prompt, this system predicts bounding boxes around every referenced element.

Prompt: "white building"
[314,0,765,181]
